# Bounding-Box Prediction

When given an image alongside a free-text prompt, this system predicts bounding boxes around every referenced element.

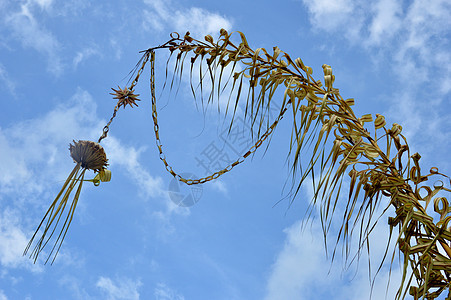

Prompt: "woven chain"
[150,50,288,185]
[98,106,119,143]
[98,52,151,143]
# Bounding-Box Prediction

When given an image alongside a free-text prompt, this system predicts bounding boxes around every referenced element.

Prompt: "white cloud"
[96,276,142,300]
[33,0,54,11]
[73,47,100,68]
[208,180,228,195]
[302,0,354,28]
[0,290,7,300]
[387,91,451,151]
[151,196,191,237]
[264,219,402,300]
[4,0,63,75]
[301,0,363,40]
[0,88,102,199]
[265,221,322,300]
[109,38,123,60]
[0,64,16,96]
[154,283,185,300]
[58,275,92,300]
[395,0,451,79]
[266,177,402,299]
[103,137,165,199]
[367,0,402,45]
[303,0,451,50]
[301,0,451,160]
[301,0,451,93]
[143,0,233,38]
[0,208,42,272]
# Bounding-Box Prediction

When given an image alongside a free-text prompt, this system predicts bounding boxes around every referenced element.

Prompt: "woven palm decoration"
[23,77,142,264]
[24,30,450,299]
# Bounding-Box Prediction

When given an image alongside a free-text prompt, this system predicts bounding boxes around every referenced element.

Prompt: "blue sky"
[0,0,450,299]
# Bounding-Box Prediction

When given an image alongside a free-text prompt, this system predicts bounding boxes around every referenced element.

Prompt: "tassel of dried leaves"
[24,140,109,264]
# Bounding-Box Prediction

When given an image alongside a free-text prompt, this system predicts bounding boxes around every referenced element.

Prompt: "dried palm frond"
[24,28,450,298]
[127,30,450,299]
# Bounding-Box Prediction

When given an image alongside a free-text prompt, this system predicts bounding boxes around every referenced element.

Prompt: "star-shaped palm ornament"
[110,86,140,109]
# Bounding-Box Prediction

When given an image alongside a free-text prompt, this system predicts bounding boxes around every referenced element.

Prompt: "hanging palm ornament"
[23,63,143,264]
[23,141,110,264]
[24,30,450,299]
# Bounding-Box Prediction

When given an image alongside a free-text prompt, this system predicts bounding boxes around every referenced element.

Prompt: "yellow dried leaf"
[322,64,332,76]
[390,123,402,136]
[374,114,386,129]
[345,98,355,106]
[204,35,214,44]
[359,114,373,124]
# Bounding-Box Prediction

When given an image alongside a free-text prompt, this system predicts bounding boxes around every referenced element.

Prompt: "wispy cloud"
[0,64,16,96]
[302,0,451,94]
[264,219,402,300]
[58,275,92,300]
[0,208,42,272]
[73,47,101,69]
[301,0,364,40]
[367,0,402,45]
[33,0,54,10]
[265,177,402,299]
[154,283,185,300]
[4,0,63,76]
[208,180,228,195]
[0,289,7,300]
[109,38,123,60]
[102,137,190,236]
[301,0,451,165]
[103,137,165,199]
[96,276,142,300]
[143,0,233,38]
[151,196,191,237]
